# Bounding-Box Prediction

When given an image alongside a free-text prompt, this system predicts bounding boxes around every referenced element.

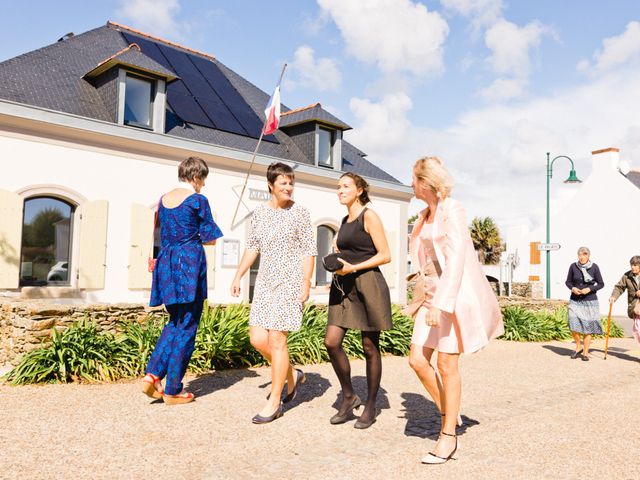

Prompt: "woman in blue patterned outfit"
[142,156,223,405]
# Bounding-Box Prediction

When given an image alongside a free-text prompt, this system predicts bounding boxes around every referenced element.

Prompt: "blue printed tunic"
[150,193,223,307]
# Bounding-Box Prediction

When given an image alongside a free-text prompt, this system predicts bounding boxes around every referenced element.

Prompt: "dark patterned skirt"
[328,269,393,331]
[568,299,604,335]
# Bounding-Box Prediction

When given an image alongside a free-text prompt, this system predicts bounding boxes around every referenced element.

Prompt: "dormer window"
[83,43,177,133]
[124,73,154,128]
[317,127,334,167]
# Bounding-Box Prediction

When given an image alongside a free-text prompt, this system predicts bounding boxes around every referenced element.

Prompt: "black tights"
[324,325,382,420]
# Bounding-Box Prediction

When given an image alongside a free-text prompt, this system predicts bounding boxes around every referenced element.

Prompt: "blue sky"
[2,1,640,230]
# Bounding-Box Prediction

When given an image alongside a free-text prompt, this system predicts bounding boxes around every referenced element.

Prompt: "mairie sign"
[537,243,561,251]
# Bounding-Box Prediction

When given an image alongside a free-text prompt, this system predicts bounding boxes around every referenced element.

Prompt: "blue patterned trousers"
[146,300,203,395]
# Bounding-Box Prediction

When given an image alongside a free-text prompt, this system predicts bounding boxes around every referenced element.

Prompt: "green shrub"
[5,302,626,385]
[5,319,134,385]
[500,305,625,342]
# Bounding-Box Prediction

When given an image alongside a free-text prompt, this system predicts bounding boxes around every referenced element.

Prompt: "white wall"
[506,149,640,316]
[1,129,409,305]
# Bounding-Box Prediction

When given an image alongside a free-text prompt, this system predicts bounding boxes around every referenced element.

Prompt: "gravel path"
[1,338,639,479]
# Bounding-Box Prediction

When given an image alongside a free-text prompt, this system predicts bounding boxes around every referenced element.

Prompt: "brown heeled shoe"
[142,373,164,399]
[163,391,195,405]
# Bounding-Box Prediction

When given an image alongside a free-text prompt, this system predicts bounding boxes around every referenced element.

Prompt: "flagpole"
[231,63,287,228]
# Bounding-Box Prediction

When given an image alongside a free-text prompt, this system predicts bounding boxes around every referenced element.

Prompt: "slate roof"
[626,170,640,189]
[0,21,400,184]
[280,102,351,130]
[84,44,178,81]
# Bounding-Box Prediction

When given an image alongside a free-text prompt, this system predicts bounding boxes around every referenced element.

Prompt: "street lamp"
[546,152,582,299]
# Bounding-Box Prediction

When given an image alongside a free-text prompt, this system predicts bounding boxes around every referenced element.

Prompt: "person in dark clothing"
[325,172,392,430]
[565,246,605,361]
[609,255,640,344]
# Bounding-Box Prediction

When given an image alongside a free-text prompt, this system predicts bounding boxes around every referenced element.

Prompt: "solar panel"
[122,33,172,70]
[195,97,247,136]
[121,32,278,143]
[167,93,214,128]
[190,56,273,141]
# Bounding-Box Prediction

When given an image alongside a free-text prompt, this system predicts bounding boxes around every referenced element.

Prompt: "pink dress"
[408,198,504,354]
[411,224,461,353]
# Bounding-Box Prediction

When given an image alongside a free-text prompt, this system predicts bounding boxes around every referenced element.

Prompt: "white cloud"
[317,0,449,76]
[440,0,504,31]
[479,77,526,101]
[484,19,547,77]
[287,46,342,92]
[347,66,640,229]
[115,0,182,39]
[579,21,640,74]
[349,92,413,151]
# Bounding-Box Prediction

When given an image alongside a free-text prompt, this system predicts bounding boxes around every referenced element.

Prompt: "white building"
[0,22,412,305]
[506,147,640,315]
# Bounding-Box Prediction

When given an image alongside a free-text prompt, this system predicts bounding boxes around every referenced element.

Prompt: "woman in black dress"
[324,172,393,429]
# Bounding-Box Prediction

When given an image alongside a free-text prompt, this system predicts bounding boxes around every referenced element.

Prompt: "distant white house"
[506,147,640,315]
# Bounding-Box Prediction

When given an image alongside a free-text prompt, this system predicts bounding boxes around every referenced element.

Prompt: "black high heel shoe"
[330,394,362,425]
[252,403,283,424]
[421,432,459,464]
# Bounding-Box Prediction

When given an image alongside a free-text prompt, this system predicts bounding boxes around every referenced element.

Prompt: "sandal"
[142,373,164,399]
[163,391,195,405]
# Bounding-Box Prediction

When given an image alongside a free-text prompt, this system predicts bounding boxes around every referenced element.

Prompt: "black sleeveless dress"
[328,208,392,331]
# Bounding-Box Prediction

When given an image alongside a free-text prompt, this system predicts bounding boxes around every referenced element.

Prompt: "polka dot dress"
[247,203,317,332]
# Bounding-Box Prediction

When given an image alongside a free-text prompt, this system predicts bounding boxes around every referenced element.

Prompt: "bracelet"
[302,278,312,285]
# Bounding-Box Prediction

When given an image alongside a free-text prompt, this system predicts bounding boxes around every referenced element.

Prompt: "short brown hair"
[340,172,371,205]
[178,156,209,182]
[630,256,640,266]
[266,162,294,192]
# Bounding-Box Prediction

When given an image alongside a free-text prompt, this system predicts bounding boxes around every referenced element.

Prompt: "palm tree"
[469,217,503,265]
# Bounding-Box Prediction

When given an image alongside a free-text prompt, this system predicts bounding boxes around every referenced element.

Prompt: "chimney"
[591,147,620,173]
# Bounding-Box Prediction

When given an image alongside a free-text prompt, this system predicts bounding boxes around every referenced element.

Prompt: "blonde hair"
[413,156,454,197]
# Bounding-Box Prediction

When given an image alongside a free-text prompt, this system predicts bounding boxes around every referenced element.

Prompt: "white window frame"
[117,69,166,133]
[15,185,85,290]
[314,126,342,169]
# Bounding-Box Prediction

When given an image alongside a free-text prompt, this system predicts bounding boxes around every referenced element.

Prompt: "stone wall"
[0,301,166,366]
[497,297,567,312]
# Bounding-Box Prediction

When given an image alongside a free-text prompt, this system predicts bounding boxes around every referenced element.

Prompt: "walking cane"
[604,302,613,360]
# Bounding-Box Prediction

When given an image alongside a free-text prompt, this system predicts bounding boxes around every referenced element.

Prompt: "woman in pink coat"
[406,156,503,464]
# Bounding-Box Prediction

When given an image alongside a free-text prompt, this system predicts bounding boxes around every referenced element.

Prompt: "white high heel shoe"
[421,432,459,464]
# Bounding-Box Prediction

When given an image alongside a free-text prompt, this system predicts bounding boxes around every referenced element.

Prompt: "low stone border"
[0,301,166,366]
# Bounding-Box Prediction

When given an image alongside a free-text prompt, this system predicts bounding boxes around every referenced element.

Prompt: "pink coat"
[410,197,504,353]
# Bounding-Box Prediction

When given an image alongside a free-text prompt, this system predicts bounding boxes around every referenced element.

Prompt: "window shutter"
[530,242,541,265]
[77,200,109,289]
[382,230,397,288]
[0,189,24,288]
[128,203,154,289]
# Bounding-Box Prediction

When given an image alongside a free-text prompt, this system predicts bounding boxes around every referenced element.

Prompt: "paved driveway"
[1,338,639,479]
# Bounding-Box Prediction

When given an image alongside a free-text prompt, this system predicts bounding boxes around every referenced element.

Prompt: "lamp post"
[546,152,582,299]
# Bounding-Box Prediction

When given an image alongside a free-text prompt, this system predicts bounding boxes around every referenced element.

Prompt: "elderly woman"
[565,247,605,361]
[325,172,392,429]
[142,156,223,405]
[231,162,317,424]
[609,255,640,344]
[406,156,503,465]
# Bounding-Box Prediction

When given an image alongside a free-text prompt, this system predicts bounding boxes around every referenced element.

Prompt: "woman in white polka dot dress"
[231,162,317,424]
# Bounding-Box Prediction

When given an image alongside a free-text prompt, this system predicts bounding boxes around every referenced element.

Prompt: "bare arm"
[298,255,315,303]
[230,250,259,297]
[336,209,390,275]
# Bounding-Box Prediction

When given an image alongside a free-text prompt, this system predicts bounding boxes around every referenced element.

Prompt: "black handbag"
[322,253,344,272]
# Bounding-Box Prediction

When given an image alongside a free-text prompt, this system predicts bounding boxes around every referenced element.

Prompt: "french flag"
[263,85,281,135]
